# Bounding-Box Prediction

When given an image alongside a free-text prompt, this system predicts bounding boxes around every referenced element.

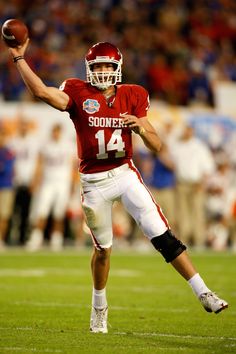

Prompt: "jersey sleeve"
[59,79,76,111]
[131,85,150,118]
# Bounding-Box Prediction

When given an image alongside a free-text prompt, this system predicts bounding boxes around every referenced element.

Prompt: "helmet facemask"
[86,58,122,90]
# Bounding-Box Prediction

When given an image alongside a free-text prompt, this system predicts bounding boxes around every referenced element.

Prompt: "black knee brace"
[151,230,187,263]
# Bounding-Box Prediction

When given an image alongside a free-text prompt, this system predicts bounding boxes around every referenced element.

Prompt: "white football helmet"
[85,42,123,90]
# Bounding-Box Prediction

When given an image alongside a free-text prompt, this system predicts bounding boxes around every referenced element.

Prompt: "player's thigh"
[121,174,169,238]
[81,184,113,248]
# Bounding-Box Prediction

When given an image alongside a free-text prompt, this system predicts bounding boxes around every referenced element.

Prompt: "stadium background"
[0,0,236,250]
[0,0,236,142]
[0,2,236,353]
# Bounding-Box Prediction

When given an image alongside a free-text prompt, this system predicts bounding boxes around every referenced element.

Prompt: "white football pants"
[80,161,169,249]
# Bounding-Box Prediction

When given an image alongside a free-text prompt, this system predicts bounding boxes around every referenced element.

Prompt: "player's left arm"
[121,114,162,153]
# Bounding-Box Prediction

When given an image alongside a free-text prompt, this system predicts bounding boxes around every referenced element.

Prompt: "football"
[1,19,28,48]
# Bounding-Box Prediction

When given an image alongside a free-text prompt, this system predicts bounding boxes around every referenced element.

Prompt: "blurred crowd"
[133,121,236,252]
[0,121,87,251]
[0,119,236,252]
[0,0,236,252]
[0,0,236,106]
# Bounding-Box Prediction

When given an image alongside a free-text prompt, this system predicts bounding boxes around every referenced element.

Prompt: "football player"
[26,123,76,252]
[8,40,228,333]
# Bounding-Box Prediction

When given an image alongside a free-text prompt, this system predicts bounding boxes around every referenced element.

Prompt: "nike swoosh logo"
[120,112,128,116]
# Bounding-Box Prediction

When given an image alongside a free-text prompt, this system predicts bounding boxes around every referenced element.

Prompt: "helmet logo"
[96,56,110,60]
[83,99,100,114]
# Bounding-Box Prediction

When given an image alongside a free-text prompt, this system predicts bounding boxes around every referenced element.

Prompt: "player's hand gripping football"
[121,114,145,135]
[8,37,30,59]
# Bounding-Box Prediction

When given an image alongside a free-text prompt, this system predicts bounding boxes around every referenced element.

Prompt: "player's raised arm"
[8,39,69,111]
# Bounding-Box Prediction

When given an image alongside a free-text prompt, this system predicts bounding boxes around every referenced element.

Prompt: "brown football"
[1,19,28,48]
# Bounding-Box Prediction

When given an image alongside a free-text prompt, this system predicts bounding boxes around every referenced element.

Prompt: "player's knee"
[93,247,111,264]
[151,229,186,263]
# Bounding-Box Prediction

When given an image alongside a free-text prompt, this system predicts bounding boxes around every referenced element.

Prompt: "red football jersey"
[60,78,149,173]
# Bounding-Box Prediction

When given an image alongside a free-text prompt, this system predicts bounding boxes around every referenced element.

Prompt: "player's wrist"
[139,126,146,136]
[13,55,24,63]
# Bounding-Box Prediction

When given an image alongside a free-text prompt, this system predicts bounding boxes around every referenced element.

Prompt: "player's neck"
[102,86,116,100]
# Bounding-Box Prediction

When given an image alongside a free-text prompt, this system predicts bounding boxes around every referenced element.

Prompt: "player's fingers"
[121,114,137,121]
[8,38,29,57]
[19,38,30,52]
[122,116,137,125]
[23,37,30,47]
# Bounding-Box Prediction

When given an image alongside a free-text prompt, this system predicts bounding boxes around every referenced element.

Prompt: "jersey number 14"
[95,129,125,159]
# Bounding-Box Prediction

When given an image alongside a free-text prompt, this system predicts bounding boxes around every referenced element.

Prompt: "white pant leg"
[80,162,170,248]
[121,169,169,239]
[81,179,115,249]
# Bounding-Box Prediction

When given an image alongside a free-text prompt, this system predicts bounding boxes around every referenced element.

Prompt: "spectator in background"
[138,143,177,232]
[10,119,40,245]
[171,124,215,248]
[0,126,15,250]
[26,124,77,251]
[188,61,214,106]
[224,132,236,250]
[205,151,233,250]
[169,58,190,106]
[1,66,26,101]
[146,54,172,102]
[65,180,87,249]
[230,199,236,252]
